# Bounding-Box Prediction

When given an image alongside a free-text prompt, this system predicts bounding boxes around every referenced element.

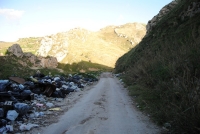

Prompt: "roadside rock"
[8,44,58,68]
[40,56,58,68]
[8,44,24,58]
[23,52,34,57]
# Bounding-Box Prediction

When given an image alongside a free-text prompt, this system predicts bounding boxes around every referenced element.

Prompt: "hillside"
[0,41,15,55]
[115,0,200,133]
[15,23,146,68]
[0,23,145,77]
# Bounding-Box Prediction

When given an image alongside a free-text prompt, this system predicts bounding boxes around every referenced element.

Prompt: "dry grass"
[60,23,146,67]
[115,0,200,133]
[0,42,16,55]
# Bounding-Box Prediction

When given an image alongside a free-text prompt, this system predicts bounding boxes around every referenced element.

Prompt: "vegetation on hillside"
[115,0,200,133]
[17,37,42,54]
[58,61,113,73]
[55,23,145,67]
[0,54,111,80]
[0,37,41,55]
[0,42,15,55]
[0,56,64,79]
[1,25,125,79]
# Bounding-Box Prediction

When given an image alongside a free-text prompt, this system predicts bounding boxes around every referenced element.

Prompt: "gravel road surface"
[38,72,160,134]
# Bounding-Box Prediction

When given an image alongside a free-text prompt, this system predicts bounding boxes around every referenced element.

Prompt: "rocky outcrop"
[7,44,24,58]
[179,2,200,21]
[146,1,200,34]
[24,54,58,68]
[36,36,53,57]
[146,1,178,34]
[36,35,68,62]
[114,23,146,46]
[8,44,58,68]
[40,56,58,68]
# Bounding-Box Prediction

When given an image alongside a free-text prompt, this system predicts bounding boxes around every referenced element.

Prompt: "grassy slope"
[60,24,143,67]
[0,42,16,55]
[0,38,41,55]
[58,61,113,73]
[57,29,116,73]
[0,56,66,79]
[17,37,42,54]
[115,0,200,133]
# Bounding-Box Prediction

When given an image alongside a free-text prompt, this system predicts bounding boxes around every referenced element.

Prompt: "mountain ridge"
[0,22,146,75]
[15,22,146,67]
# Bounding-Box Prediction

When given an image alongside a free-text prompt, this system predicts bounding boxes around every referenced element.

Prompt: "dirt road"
[38,72,160,134]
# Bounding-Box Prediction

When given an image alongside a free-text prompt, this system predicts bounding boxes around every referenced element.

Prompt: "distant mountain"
[16,23,146,68]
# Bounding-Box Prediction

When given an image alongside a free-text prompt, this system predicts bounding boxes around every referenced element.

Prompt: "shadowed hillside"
[0,42,15,55]
[0,55,63,79]
[58,61,113,73]
[115,0,200,133]
[0,55,111,79]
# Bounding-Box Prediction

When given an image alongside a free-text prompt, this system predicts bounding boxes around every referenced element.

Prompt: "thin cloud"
[0,8,24,19]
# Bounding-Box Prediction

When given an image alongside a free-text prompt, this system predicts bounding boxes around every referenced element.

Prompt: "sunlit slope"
[8,23,146,68]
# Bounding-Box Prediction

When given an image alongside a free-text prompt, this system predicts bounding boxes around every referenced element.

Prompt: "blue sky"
[0,0,172,41]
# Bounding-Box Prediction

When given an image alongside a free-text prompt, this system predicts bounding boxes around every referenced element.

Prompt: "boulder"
[6,43,58,68]
[40,57,58,68]
[28,56,58,68]
[24,52,34,57]
[28,55,37,66]
[7,44,24,57]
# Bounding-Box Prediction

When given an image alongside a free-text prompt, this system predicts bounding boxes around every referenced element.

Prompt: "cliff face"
[36,35,68,62]
[146,1,200,34]
[115,0,200,133]
[17,23,146,68]
[146,1,178,34]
